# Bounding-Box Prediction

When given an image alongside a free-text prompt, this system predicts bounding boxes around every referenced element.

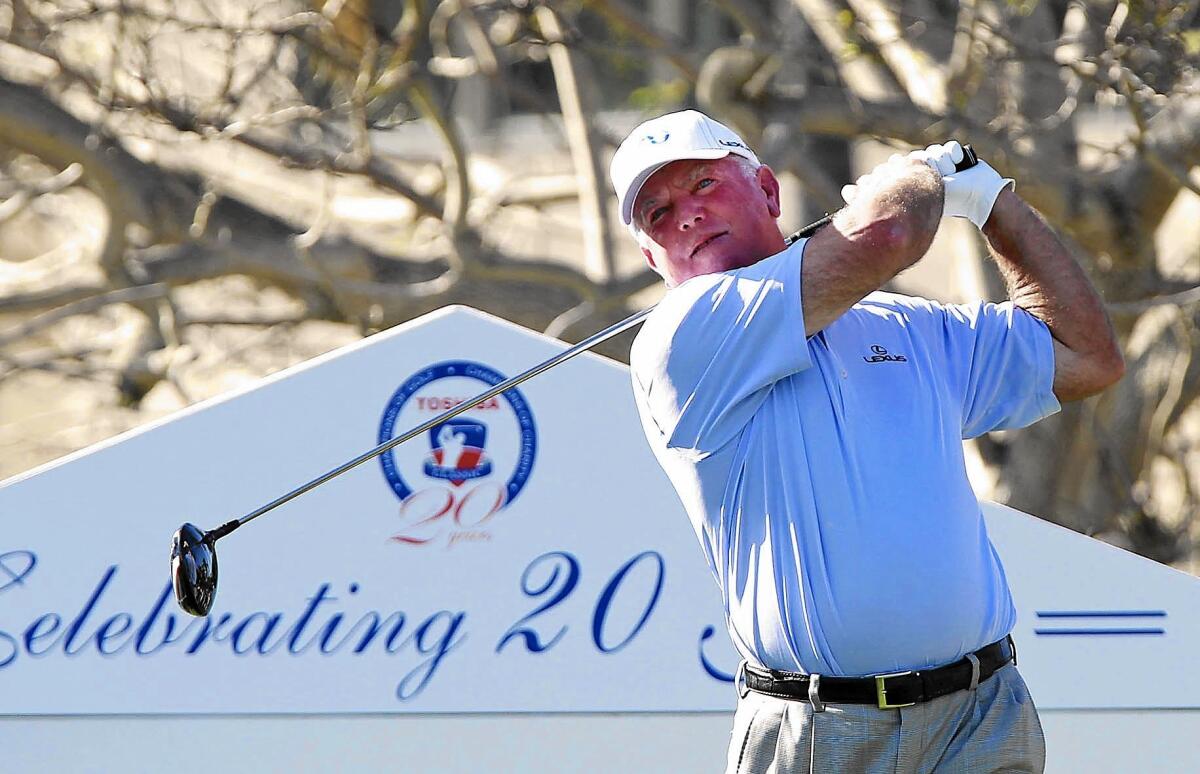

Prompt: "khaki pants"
[726,664,1045,773]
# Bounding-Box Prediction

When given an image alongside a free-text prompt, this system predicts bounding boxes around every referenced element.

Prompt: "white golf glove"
[921,141,1014,229]
[840,142,1014,230]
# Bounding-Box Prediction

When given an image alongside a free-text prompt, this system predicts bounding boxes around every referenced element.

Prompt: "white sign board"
[2,305,1199,772]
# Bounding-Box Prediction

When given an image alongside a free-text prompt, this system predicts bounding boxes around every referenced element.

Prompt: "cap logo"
[643,132,670,144]
[719,139,746,149]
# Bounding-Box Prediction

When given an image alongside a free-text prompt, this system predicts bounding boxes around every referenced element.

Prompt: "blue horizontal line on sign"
[1035,610,1166,618]
[1034,628,1165,636]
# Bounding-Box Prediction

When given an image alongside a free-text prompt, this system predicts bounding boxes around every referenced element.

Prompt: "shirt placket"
[815,331,849,415]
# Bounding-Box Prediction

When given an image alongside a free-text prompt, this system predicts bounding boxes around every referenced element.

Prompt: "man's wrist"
[981,188,1022,237]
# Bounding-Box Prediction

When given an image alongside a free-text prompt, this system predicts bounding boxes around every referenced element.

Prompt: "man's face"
[632,156,785,286]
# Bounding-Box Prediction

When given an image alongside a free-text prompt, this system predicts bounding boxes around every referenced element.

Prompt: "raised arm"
[801,157,944,336]
[981,190,1125,401]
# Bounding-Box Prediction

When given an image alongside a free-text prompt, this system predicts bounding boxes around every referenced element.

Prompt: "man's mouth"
[690,231,729,258]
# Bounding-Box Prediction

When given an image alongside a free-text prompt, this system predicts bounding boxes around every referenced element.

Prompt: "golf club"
[170,145,978,616]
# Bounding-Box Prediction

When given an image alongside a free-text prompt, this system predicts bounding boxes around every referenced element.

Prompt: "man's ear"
[641,246,674,286]
[757,164,782,219]
[637,231,672,284]
[641,246,658,272]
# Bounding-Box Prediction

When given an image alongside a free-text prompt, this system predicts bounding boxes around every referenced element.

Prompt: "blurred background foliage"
[0,0,1198,569]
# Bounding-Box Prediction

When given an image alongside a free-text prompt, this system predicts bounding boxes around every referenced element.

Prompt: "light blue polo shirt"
[630,237,1060,677]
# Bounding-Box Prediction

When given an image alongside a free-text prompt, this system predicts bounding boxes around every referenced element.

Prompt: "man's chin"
[664,245,767,284]
[699,247,759,275]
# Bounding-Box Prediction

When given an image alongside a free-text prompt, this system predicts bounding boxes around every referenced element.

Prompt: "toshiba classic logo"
[378,361,537,548]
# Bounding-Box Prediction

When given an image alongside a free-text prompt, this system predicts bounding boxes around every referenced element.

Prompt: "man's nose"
[677,205,704,231]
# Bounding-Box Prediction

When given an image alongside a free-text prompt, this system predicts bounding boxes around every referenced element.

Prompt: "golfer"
[611,111,1123,772]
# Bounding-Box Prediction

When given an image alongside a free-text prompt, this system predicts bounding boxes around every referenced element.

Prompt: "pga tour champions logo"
[378,361,536,547]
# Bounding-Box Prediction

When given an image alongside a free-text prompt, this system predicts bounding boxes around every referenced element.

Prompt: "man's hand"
[838,152,934,207]
[921,142,1013,229]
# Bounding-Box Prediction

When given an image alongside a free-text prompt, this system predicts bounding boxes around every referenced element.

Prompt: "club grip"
[955,144,978,171]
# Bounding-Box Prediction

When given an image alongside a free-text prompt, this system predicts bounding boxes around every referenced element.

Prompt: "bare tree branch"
[537,5,615,284]
[845,0,947,111]
[788,0,903,101]
[581,0,700,81]
[0,284,169,347]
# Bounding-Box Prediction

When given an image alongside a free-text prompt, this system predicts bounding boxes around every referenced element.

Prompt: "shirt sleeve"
[935,300,1061,439]
[630,239,813,459]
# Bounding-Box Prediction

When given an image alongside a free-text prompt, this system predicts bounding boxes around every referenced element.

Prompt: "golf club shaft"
[209,306,655,540]
[208,145,980,542]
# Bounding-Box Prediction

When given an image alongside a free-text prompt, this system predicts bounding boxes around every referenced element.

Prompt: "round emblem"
[378,361,537,510]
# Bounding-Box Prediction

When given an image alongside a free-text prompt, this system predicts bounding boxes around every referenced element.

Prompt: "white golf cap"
[610,110,759,226]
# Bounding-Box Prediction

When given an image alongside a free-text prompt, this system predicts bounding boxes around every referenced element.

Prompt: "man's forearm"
[981,189,1124,397]
[801,160,943,336]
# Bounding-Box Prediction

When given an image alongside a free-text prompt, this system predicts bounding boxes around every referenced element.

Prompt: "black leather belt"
[742,636,1015,709]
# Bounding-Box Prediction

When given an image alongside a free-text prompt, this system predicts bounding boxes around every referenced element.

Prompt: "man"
[610,110,1124,773]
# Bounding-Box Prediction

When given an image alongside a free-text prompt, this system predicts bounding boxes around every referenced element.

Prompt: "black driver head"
[171,522,217,617]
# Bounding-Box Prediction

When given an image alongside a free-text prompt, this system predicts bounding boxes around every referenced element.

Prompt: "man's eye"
[696,178,715,190]
[650,207,667,223]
